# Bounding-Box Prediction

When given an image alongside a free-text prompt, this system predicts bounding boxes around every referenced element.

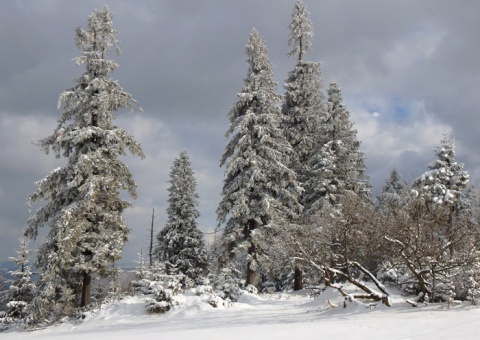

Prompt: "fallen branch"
[406,299,418,307]
[324,278,348,297]
[294,242,391,306]
[351,261,389,296]
[327,299,337,308]
[325,267,392,307]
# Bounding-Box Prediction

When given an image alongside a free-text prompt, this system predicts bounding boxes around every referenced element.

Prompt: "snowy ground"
[4,284,480,339]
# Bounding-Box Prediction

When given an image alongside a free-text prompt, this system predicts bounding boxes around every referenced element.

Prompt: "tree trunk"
[294,267,303,290]
[245,219,257,286]
[246,265,255,286]
[81,272,91,307]
[447,206,454,257]
[149,208,154,267]
[246,241,256,286]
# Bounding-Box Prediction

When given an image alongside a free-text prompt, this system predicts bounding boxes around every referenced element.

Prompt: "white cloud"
[350,99,452,191]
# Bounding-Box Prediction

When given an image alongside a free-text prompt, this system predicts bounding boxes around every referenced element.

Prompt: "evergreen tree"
[155,151,208,284]
[217,28,302,286]
[377,168,409,212]
[456,185,480,227]
[413,134,469,256]
[283,0,325,186]
[288,0,313,62]
[382,168,404,195]
[304,82,370,215]
[132,252,164,295]
[282,62,324,182]
[299,83,373,292]
[24,6,144,319]
[282,0,325,290]
[4,237,35,320]
[413,134,469,206]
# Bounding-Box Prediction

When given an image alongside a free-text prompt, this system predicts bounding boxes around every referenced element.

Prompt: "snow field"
[4,284,480,339]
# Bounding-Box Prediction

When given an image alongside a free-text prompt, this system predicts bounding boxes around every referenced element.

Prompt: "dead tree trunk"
[149,208,155,267]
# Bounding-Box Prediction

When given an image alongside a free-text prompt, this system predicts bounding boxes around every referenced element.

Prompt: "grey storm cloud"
[1,0,479,265]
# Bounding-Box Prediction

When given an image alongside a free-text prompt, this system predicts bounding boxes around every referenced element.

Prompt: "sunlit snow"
[4,283,480,339]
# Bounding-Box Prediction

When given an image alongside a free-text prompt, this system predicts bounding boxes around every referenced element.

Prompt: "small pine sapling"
[1,237,35,327]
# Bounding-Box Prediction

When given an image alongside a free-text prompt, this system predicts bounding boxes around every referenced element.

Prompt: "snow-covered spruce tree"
[212,264,244,303]
[413,135,469,208]
[322,82,370,199]
[282,0,325,291]
[283,0,324,184]
[377,168,409,214]
[144,270,183,314]
[456,185,480,224]
[381,168,406,199]
[24,6,144,320]
[282,62,324,185]
[131,255,184,314]
[296,83,383,303]
[3,237,35,321]
[131,252,156,295]
[413,134,469,255]
[217,28,303,286]
[303,82,370,215]
[288,0,313,62]
[155,151,208,285]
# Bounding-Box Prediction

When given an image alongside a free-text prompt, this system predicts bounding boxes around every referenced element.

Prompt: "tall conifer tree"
[156,151,208,283]
[217,29,302,285]
[304,82,370,215]
[25,6,144,318]
[283,0,325,185]
[283,0,325,290]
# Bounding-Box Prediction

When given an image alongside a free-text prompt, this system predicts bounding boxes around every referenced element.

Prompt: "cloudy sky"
[1,0,479,267]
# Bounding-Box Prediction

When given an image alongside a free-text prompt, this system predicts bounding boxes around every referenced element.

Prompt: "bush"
[212,266,244,302]
[144,274,183,314]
